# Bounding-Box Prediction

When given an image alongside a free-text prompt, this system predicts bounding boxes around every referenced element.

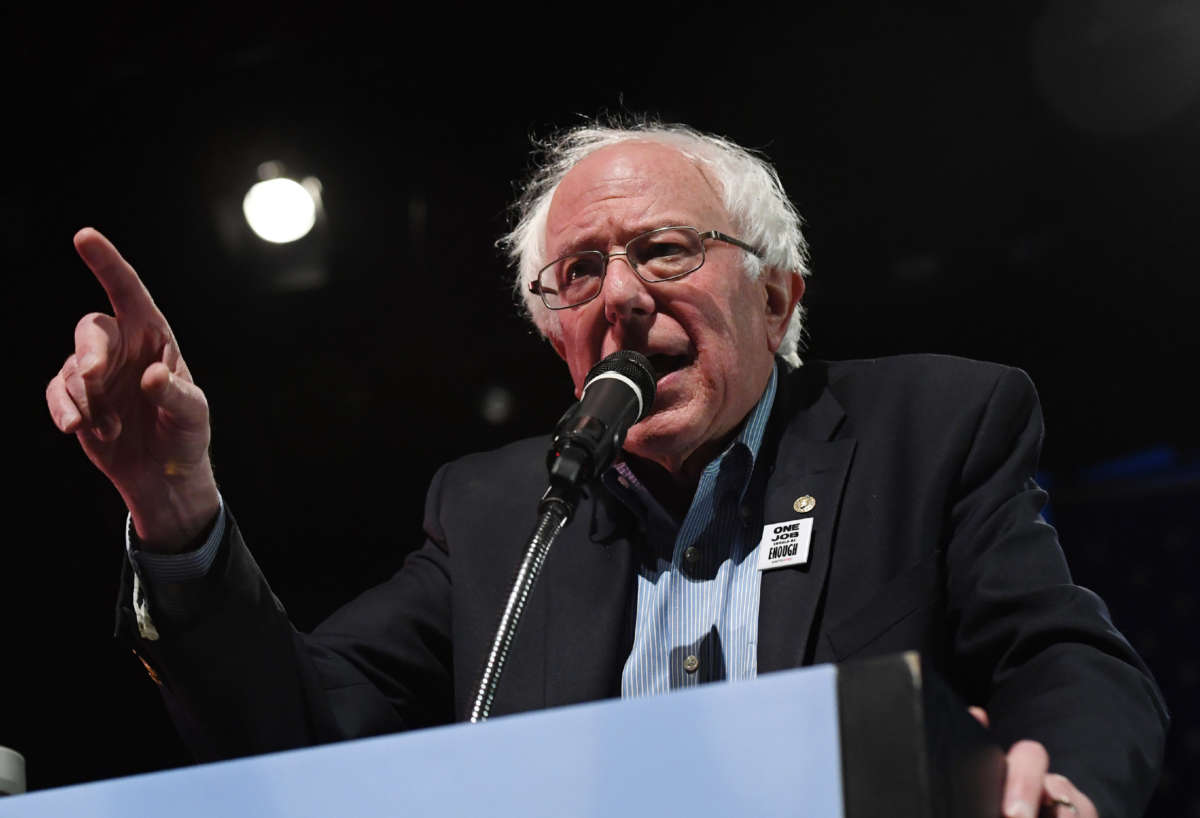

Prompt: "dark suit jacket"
[119,355,1167,818]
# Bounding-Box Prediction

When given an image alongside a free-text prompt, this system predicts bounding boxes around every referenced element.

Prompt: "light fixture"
[242,176,318,244]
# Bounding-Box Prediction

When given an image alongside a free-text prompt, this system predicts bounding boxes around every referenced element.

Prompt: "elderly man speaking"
[47,121,1165,817]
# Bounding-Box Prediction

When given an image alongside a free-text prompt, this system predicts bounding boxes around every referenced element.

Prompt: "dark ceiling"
[7,1,1198,804]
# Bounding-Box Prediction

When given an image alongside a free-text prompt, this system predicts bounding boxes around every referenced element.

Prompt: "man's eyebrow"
[543,238,592,262]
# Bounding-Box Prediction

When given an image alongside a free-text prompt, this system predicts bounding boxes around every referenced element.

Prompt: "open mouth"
[647,353,693,380]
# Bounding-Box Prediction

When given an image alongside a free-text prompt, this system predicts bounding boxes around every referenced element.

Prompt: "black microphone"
[546,350,657,490]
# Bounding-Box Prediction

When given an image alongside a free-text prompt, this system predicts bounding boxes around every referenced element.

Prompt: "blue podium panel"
[2,666,842,818]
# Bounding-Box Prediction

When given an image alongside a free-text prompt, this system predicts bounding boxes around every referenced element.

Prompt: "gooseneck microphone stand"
[467,480,578,723]
[468,351,655,723]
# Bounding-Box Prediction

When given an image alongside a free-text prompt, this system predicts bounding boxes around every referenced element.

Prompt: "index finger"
[73,227,160,319]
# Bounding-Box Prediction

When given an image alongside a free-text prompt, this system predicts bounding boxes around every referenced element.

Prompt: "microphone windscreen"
[582,350,657,422]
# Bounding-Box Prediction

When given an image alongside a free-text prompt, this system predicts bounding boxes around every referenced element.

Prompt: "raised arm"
[46,228,219,552]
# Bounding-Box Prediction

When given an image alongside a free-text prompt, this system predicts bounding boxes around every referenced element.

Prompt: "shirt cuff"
[125,496,226,639]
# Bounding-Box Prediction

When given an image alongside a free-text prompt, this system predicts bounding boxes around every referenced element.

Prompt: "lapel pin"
[793,495,816,513]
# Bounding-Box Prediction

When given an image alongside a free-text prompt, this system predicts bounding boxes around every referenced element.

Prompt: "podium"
[0,653,1003,817]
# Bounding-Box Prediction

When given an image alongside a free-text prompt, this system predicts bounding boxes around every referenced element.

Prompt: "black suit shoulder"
[817,353,1033,412]
[422,436,549,549]
[779,354,1040,459]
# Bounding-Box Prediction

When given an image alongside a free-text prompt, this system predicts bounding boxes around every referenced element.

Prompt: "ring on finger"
[1046,795,1078,815]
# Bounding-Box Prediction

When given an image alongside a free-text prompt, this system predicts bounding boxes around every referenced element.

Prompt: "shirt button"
[683,655,700,674]
[683,546,699,564]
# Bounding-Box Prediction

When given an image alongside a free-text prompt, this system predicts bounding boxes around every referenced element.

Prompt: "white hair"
[499,119,811,366]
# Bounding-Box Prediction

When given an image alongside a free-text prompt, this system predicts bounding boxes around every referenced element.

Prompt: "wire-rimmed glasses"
[528,226,763,310]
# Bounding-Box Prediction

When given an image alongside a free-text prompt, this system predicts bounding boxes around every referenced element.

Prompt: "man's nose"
[602,254,655,324]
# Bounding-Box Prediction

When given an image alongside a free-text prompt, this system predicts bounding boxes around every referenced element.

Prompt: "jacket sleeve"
[943,366,1168,818]
[115,467,458,762]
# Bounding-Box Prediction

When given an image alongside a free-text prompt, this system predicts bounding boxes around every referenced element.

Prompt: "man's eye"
[561,258,599,283]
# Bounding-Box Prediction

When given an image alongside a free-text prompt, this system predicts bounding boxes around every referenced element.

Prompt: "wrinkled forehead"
[545,141,730,242]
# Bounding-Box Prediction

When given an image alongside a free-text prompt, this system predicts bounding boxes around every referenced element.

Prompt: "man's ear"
[762,267,805,352]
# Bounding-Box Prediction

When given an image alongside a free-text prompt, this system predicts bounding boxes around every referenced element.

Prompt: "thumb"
[141,363,208,427]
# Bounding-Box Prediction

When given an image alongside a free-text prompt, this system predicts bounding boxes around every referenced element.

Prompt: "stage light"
[242,177,318,244]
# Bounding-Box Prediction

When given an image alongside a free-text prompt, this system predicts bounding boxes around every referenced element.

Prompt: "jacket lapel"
[757,364,857,673]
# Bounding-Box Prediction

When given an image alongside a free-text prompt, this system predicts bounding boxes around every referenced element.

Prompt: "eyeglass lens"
[540,228,706,308]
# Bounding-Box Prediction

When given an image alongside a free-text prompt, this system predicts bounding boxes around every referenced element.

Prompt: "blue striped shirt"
[607,368,778,697]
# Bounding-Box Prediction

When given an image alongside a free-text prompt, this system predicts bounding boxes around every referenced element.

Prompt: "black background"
[5,2,1198,814]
